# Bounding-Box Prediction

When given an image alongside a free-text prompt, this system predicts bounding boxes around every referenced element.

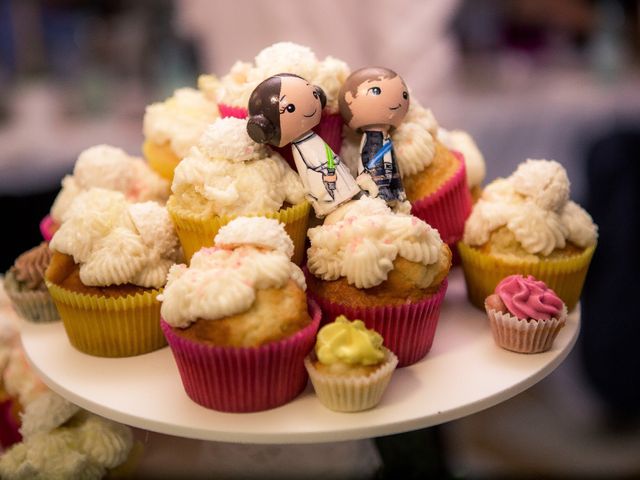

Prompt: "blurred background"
[1,0,639,478]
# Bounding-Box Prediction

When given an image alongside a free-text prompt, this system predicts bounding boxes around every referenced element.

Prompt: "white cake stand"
[20,269,579,444]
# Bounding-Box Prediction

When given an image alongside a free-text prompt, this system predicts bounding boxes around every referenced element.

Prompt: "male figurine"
[247,74,367,218]
[339,67,410,209]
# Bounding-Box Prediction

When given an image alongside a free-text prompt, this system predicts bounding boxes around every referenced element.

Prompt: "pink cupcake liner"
[39,215,58,242]
[308,279,448,367]
[161,301,321,413]
[217,103,248,119]
[0,398,22,449]
[410,155,472,245]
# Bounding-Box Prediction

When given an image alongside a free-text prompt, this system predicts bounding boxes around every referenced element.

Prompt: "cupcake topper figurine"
[339,67,409,208]
[247,74,365,218]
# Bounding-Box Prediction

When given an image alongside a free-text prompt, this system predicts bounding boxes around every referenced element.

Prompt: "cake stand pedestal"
[20,269,579,444]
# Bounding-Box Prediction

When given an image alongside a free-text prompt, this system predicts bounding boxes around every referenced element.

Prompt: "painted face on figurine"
[339,67,409,132]
[247,74,326,148]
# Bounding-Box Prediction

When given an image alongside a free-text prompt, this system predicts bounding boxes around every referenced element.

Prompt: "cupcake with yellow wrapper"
[167,117,309,264]
[459,159,598,311]
[143,85,219,181]
[46,188,182,357]
[304,316,398,412]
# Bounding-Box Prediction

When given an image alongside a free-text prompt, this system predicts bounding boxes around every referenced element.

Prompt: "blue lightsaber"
[366,140,393,170]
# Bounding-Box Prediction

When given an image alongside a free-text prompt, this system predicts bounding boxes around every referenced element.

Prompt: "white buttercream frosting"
[20,391,80,439]
[307,196,445,288]
[76,412,133,469]
[392,101,438,177]
[3,348,47,406]
[463,159,598,255]
[171,118,305,217]
[50,145,169,223]
[217,42,350,112]
[214,217,294,258]
[50,189,181,288]
[159,217,304,328]
[437,128,486,188]
[143,87,219,158]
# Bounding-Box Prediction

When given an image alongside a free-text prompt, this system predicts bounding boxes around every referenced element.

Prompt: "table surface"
[20,269,580,444]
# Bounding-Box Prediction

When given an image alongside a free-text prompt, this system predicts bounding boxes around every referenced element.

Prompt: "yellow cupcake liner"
[167,196,311,265]
[458,242,596,312]
[142,140,181,182]
[46,281,166,357]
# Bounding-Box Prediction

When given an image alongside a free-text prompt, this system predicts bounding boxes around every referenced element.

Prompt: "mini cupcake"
[485,275,567,353]
[459,159,598,311]
[305,315,398,412]
[44,145,170,241]
[46,188,182,357]
[341,101,473,245]
[3,243,59,323]
[142,86,219,181]
[159,217,320,412]
[306,196,451,366]
[214,42,350,156]
[167,117,310,264]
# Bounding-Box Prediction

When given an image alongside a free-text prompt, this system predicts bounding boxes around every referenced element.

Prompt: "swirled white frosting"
[214,217,294,258]
[50,189,181,288]
[159,217,304,328]
[437,128,486,188]
[50,145,170,223]
[463,159,598,255]
[3,348,47,406]
[143,87,219,158]
[217,42,350,112]
[76,412,133,469]
[171,118,305,217]
[20,391,80,439]
[307,196,445,288]
[392,102,438,177]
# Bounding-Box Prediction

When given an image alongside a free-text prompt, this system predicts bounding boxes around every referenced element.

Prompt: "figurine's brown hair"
[338,67,398,127]
[247,73,326,146]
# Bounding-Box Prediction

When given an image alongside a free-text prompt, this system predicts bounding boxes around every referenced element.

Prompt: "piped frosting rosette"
[46,189,182,357]
[159,217,319,412]
[167,117,310,265]
[460,159,597,310]
[214,42,349,159]
[306,197,450,366]
[485,275,567,353]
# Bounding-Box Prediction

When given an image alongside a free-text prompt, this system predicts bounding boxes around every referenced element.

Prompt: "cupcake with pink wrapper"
[159,216,320,412]
[485,274,567,354]
[305,196,451,367]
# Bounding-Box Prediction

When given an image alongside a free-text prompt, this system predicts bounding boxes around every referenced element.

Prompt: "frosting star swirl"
[496,275,564,321]
[11,243,51,290]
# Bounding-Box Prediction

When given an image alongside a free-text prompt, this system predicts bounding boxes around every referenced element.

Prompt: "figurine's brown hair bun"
[247,114,276,144]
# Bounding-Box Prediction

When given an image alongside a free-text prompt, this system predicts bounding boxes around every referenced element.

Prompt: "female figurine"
[247,74,365,218]
[339,67,410,209]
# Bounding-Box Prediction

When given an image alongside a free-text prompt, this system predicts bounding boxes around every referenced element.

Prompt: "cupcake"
[304,315,398,412]
[142,86,219,181]
[306,196,451,366]
[214,42,350,156]
[159,217,320,412]
[341,101,473,245]
[44,145,170,241]
[459,159,598,311]
[437,127,486,202]
[485,275,567,353]
[167,117,310,264]
[46,188,182,357]
[3,243,59,323]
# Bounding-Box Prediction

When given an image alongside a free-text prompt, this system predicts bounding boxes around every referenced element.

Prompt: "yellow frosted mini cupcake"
[167,117,310,264]
[142,86,219,181]
[46,188,182,357]
[306,196,451,366]
[459,159,598,311]
[305,316,398,412]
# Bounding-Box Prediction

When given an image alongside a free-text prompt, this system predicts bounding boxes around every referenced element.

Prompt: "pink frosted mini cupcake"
[159,217,320,412]
[485,274,567,353]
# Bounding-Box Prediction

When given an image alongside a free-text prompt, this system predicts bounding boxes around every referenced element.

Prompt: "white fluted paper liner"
[485,305,568,354]
[304,348,398,412]
[4,275,59,323]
